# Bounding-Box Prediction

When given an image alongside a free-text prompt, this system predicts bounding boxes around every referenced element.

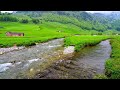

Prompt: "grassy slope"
[0,21,98,47]
[0,21,108,48]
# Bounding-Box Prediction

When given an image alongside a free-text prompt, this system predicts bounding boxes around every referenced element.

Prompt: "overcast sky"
[1,11,13,13]
[0,11,118,14]
[86,11,114,14]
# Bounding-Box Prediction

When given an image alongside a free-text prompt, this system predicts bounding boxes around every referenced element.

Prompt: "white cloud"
[1,11,13,13]
[86,11,113,14]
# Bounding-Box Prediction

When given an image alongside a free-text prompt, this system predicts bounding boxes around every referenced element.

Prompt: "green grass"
[105,36,120,79]
[0,21,101,47]
[64,35,110,51]
[0,21,79,47]
[94,74,108,79]
[64,35,120,79]
[2,21,120,79]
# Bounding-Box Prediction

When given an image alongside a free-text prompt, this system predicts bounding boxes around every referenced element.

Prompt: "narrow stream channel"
[35,40,111,79]
[0,39,111,79]
[0,39,64,79]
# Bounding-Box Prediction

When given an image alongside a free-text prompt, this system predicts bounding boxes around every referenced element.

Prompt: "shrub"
[21,19,29,23]
[32,19,39,24]
[0,15,18,22]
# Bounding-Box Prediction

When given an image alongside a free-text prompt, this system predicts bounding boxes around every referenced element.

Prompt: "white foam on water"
[15,62,22,65]
[23,58,39,68]
[28,58,39,64]
[0,63,13,72]
[48,45,61,48]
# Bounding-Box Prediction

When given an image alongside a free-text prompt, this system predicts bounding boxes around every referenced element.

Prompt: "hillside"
[13,11,120,33]
[1,11,120,36]
[1,11,120,79]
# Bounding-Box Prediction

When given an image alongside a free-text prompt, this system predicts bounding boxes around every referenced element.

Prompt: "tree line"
[0,15,40,24]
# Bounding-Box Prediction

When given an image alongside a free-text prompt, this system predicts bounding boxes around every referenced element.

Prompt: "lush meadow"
[0,21,77,47]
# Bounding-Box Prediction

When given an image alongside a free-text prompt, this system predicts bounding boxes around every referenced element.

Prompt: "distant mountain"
[106,11,120,20]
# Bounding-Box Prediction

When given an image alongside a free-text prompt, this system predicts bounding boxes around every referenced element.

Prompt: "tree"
[32,19,39,24]
[0,15,18,22]
[21,19,29,23]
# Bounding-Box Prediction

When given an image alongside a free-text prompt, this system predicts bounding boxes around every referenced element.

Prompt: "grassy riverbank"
[64,35,110,51]
[105,36,120,79]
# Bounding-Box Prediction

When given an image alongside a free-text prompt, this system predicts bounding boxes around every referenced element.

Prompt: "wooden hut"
[6,32,24,37]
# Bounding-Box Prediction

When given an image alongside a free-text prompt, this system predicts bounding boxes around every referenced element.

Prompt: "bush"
[32,19,39,24]
[21,19,29,23]
[0,15,18,22]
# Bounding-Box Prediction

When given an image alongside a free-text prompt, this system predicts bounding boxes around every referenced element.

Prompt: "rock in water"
[0,52,3,55]
[63,46,75,55]
[30,68,34,72]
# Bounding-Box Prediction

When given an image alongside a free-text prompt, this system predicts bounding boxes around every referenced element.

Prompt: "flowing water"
[35,40,111,79]
[0,39,64,79]
[0,39,111,79]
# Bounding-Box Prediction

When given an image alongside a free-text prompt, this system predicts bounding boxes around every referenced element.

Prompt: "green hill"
[0,11,120,47]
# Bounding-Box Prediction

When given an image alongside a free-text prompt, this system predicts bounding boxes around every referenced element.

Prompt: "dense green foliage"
[0,15,18,22]
[20,19,29,23]
[32,19,40,24]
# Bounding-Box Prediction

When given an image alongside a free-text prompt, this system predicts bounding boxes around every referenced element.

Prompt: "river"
[0,39,111,79]
[34,40,111,79]
[0,39,64,79]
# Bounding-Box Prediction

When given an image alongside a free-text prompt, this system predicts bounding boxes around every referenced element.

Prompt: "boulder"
[63,46,75,55]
